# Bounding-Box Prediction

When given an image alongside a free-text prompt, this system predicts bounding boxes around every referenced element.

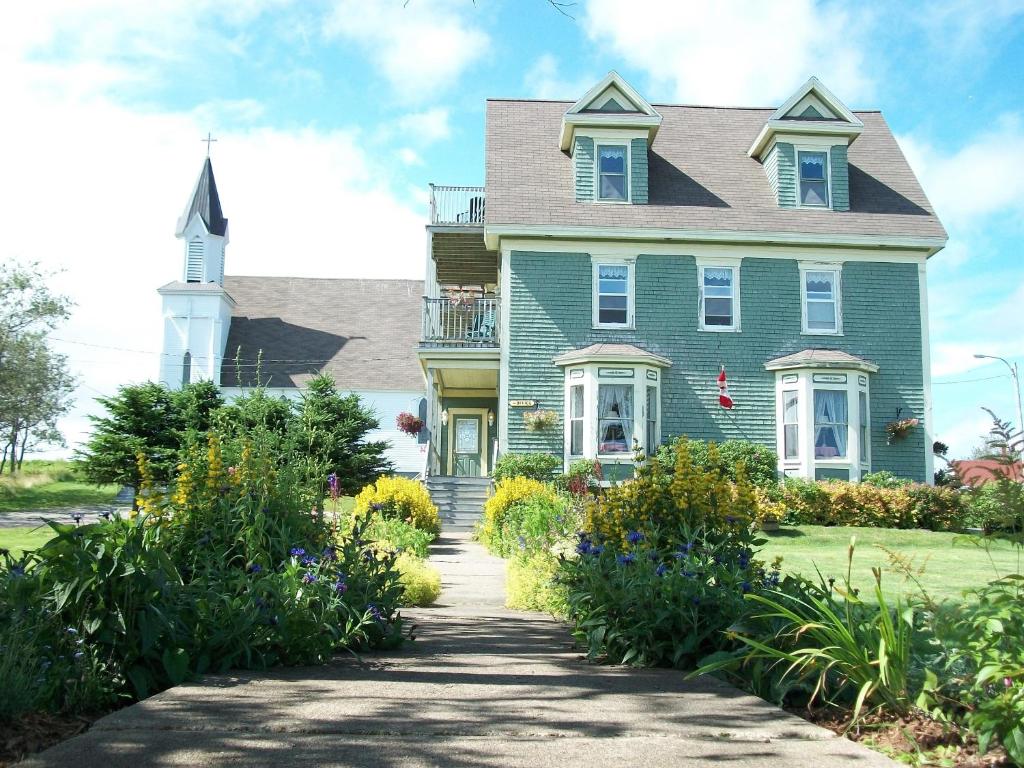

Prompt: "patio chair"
[465,307,496,341]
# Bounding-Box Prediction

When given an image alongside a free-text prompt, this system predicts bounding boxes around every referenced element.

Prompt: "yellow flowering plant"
[354,476,440,535]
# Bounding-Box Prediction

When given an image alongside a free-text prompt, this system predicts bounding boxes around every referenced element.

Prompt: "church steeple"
[175,157,229,285]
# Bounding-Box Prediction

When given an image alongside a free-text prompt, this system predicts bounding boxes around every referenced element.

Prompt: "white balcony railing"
[429,184,485,226]
[421,296,499,347]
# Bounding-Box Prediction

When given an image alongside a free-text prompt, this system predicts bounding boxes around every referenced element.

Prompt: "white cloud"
[1,3,427,454]
[323,0,489,101]
[916,0,1024,60]
[397,147,423,166]
[898,115,1024,231]
[523,54,598,100]
[581,0,874,106]
[929,282,1024,377]
[934,411,993,459]
[395,108,452,143]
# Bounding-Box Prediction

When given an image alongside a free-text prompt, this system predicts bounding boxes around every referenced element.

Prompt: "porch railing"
[421,296,499,347]
[430,184,485,226]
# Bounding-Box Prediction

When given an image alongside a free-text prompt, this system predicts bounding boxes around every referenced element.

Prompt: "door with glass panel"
[452,415,482,476]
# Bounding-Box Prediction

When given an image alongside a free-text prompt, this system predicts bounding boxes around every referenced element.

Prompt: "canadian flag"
[717,366,734,409]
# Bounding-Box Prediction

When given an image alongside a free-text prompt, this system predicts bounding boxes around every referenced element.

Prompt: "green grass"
[0,460,120,513]
[0,526,57,556]
[761,525,1022,604]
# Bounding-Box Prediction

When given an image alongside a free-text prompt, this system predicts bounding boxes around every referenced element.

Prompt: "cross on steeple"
[201,132,217,157]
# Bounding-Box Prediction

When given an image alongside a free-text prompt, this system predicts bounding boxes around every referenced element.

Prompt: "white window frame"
[698,264,740,332]
[812,387,849,461]
[592,258,636,329]
[568,383,584,457]
[796,147,832,209]
[800,264,843,336]
[781,388,799,461]
[562,363,662,471]
[594,141,631,203]
[773,368,870,481]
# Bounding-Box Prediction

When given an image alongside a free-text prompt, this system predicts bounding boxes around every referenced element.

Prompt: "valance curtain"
[814,389,848,458]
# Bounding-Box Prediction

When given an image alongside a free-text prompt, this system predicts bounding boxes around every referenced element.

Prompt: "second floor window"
[803,268,841,334]
[594,262,633,327]
[798,150,829,207]
[699,265,737,330]
[597,144,628,201]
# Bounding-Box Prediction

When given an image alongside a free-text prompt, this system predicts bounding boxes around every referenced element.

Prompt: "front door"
[453,414,482,476]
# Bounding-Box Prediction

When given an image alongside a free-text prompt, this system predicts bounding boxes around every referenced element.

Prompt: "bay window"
[646,386,658,454]
[597,384,633,454]
[768,357,876,481]
[569,385,584,456]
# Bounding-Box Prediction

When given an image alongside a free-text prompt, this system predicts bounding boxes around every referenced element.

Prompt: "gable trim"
[560,71,662,150]
[770,77,863,126]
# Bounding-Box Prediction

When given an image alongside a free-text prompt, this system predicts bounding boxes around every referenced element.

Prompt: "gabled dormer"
[749,77,863,211]
[560,72,662,205]
[175,157,229,284]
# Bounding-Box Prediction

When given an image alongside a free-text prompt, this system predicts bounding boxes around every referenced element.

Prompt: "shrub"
[354,476,440,535]
[479,477,558,554]
[492,452,561,483]
[506,551,568,615]
[861,470,912,488]
[563,438,774,668]
[656,438,778,490]
[395,553,441,607]
[781,478,967,531]
[363,516,435,559]
[556,459,602,497]
[963,484,1011,531]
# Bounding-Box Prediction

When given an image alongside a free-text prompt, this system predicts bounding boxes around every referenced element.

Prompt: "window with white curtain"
[814,389,848,459]
[783,390,799,459]
[569,385,584,456]
[597,144,628,201]
[803,269,841,334]
[598,384,633,454]
[700,266,737,329]
[798,150,829,207]
[595,263,632,327]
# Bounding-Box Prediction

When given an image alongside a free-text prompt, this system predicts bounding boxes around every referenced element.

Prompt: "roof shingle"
[219,276,424,391]
[485,100,946,243]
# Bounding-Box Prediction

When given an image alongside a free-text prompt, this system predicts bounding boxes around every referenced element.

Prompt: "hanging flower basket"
[885,417,919,445]
[523,409,559,432]
[396,412,424,437]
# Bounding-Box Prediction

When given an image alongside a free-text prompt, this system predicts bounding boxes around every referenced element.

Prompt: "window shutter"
[186,239,204,282]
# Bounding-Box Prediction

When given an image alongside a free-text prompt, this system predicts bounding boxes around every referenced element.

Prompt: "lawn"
[0,460,120,513]
[0,526,57,556]
[761,525,1022,604]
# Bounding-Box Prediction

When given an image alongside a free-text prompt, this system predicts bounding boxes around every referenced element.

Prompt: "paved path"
[0,507,127,529]
[23,533,895,767]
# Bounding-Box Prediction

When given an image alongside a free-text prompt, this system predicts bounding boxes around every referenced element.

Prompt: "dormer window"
[597,144,629,201]
[798,150,829,207]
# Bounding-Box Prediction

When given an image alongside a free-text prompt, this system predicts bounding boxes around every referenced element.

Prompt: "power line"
[933,374,1011,386]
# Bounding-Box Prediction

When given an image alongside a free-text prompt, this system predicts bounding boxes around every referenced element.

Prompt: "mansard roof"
[485,99,946,245]
[219,276,424,391]
[176,157,228,237]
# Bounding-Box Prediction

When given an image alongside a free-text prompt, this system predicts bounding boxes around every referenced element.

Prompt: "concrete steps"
[426,476,492,532]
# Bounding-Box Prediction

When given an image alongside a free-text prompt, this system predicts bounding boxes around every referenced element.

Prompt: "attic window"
[597,144,629,201]
[798,151,830,207]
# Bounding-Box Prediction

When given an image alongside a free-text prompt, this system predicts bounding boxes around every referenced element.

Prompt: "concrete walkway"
[23,533,895,767]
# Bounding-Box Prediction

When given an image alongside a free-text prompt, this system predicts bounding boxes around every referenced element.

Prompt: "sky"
[1,0,1022,461]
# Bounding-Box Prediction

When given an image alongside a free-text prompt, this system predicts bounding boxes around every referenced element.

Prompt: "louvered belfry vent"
[186,238,204,282]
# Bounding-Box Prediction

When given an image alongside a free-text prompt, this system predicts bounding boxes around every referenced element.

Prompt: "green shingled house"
[419,73,947,487]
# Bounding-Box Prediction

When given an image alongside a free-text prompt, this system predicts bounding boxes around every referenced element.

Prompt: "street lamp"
[973,353,1024,439]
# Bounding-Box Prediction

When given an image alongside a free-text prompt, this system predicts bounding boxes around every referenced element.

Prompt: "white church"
[157,157,428,475]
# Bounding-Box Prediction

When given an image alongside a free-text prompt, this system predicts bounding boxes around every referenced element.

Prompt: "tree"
[76,381,224,489]
[0,262,74,473]
[293,374,393,498]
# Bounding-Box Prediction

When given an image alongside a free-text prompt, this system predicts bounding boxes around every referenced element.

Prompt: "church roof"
[176,157,228,237]
[219,276,424,391]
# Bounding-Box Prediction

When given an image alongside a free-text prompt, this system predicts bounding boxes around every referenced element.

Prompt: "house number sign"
[812,373,848,384]
[509,399,537,407]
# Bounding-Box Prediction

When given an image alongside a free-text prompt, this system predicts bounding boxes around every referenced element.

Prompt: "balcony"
[421,296,499,348]
[430,184,485,226]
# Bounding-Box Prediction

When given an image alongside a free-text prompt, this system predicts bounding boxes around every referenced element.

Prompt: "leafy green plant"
[697,538,914,727]
[656,438,779,490]
[362,516,435,559]
[395,553,441,607]
[492,451,560,483]
[506,551,568,615]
